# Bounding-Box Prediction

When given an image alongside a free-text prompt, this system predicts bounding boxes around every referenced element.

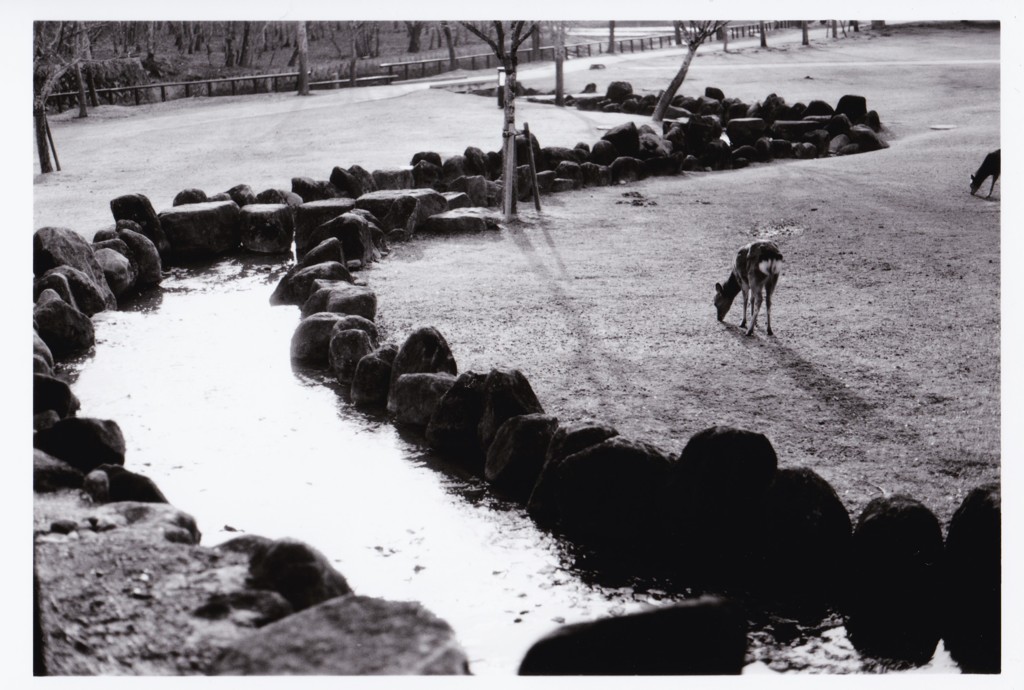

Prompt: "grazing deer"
[970,149,1000,198]
[714,240,783,336]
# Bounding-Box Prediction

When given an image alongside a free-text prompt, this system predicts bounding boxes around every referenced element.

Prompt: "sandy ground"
[33,23,1000,531]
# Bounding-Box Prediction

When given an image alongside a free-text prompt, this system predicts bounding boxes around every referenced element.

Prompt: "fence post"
[133,88,140,106]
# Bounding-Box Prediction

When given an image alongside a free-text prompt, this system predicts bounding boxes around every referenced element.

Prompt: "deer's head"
[714,283,732,321]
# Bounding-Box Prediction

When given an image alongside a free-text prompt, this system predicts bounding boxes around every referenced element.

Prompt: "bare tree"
[759,21,768,48]
[672,21,683,46]
[296,21,309,95]
[404,21,425,53]
[551,21,567,107]
[460,21,539,221]
[801,21,810,46]
[651,21,729,122]
[608,20,616,53]
[831,20,838,39]
[440,21,457,70]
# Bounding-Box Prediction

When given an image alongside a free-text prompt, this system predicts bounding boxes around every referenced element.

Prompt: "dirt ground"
[33,22,1001,530]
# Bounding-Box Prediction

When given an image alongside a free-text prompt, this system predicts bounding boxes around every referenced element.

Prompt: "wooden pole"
[523,122,541,212]
[501,70,517,221]
[44,114,61,171]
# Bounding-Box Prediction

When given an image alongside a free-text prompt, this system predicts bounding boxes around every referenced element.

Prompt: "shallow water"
[59,256,959,675]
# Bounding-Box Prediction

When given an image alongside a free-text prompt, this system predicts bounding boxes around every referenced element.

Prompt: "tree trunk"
[608,20,616,53]
[801,21,810,45]
[441,21,457,69]
[759,21,768,48]
[239,21,253,67]
[673,21,683,46]
[531,26,541,60]
[296,21,310,95]
[553,23,565,107]
[501,62,517,221]
[405,21,423,53]
[831,20,838,38]
[349,21,358,86]
[651,46,697,122]
[75,63,88,118]
[34,103,53,174]
[146,21,156,61]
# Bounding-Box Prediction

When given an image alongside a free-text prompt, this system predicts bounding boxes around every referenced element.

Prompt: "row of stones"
[283,232,1000,671]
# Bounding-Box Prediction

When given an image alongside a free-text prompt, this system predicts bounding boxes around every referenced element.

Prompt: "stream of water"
[58,256,960,675]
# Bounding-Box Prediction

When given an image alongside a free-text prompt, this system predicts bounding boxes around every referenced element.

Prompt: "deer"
[970,149,1000,198]
[714,240,784,336]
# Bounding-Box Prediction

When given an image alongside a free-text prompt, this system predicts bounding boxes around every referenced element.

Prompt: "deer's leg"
[739,284,749,329]
[988,175,997,198]
[765,277,776,336]
[746,279,762,336]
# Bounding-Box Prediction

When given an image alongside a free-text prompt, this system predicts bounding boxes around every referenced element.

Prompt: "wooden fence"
[47,22,800,112]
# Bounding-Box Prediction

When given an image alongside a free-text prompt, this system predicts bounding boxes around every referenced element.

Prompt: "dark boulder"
[580,162,612,187]
[306,213,380,268]
[300,283,377,320]
[33,373,80,418]
[484,414,559,502]
[94,247,136,298]
[329,328,376,383]
[446,175,488,207]
[350,344,399,407]
[441,155,467,183]
[158,200,242,261]
[224,184,257,208]
[389,372,457,426]
[666,426,778,574]
[704,86,725,101]
[256,188,303,206]
[290,312,350,366]
[826,113,853,137]
[552,436,673,550]
[33,272,77,311]
[33,417,126,473]
[477,369,544,455]
[33,449,84,493]
[519,596,746,675]
[463,146,488,177]
[248,537,352,612]
[641,156,680,177]
[422,208,499,234]
[553,161,582,189]
[726,118,767,148]
[526,420,619,525]
[770,139,794,159]
[750,468,852,605]
[388,326,458,403]
[286,262,355,306]
[173,188,207,206]
[109,193,170,256]
[609,156,643,184]
[601,121,640,158]
[411,159,442,189]
[411,151,443,168]
[33,332,54,371]
[328,166,364,198]
[835,94,868,121]
[804,99,835,118]
[291,176,337,202]
[442,192,471,210]
[84,464,169,504]
[371,167,415,191]
[541,146,579,170]
[425,371,490,471]
[33,289,95,359]
[943,483,1001,673]
[637,132,672,160]
[604,81,633,103]
[588,140,619,166]
[293,199,358,258]
[240,204,294,254]
[845,495,943,663]
[116,228,162,287]
[33,227,117,310]
[354,189,448,237]
[209,595,468,675]
[847,124,889,152]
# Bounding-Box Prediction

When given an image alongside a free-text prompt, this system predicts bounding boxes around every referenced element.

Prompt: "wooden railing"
[47,22,800,112]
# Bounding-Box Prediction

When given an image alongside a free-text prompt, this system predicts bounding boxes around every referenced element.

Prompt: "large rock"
[552,436,673,550]
[477,369,544,454]
[446,175,488,207]
[290,312,351,366]
[279,262,354,306]
[83,464,169,504]
[749,468,852,603]
[580,162,612,187]
[328,166,364,198]
[424,371,489,471]
[943,483,1001,673]
[173,188,207,206]
[726,118,767,148]
[248,538,352,612]
[34,449,85,493]
[411,159,442,189]
[421,208,499,234]
[109,193,170,256]
[239,204,294,254]
[604,81,633,103]
[847,124,889,152]
[835,94,868,121]
[666,426,778,573]
[354,189,448,237]
[519,596,746,675]
[293,199,358,258]
[388,327,459,403]
[684,114,723,155]
[300,283,377,320]
[306,213,380,268]
[33,417,126,473]
[224,184,257,208]
[116,228,162,287]
[462,146,488,176]
[601,121,640,158]
[210,595,469,675]
[290,176,338,202]
[845,495,943,663]
[329,328,376,383]
[770,119,825,141]
[609,156,643,184]
[350,344,399,407]
[388,372,457,426]
[33,373,80,418]
[33,332,54,371]
[158,200,242,261]
[33,289,95,359]
[38,265,110,316]
[526,420,619,525]
[484,413,559,502]
[588,139,619,166]
[372,167,415,190]
[269,238,348,306]
[94,247,136,298]
[33,227,117,310]
[33,272,76,311]
[256,188,303,206]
